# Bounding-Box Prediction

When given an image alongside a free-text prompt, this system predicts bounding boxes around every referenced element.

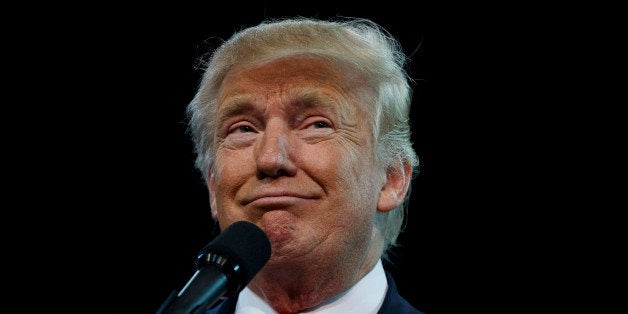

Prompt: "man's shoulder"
[380,271,427,314]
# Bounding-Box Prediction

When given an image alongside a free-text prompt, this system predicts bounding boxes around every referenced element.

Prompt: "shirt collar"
[235,259,388,314]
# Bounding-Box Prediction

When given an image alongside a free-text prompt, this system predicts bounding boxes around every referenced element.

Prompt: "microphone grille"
[198,221,271,289]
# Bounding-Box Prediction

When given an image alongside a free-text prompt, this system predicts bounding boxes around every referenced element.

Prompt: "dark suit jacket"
[204,271,425,314]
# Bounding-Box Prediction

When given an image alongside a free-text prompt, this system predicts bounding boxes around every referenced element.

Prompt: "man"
[185,17,423,313]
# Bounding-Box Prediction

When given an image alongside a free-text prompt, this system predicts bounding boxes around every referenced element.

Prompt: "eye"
[299,117,334,141]
[236,125,254,133]
[312,121,330,129]
[228,123,255,134]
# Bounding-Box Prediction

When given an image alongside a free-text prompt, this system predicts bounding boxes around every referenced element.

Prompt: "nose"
[255,123,297,178]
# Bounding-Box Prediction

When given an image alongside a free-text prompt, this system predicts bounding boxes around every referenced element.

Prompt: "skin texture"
[207,54,410,313]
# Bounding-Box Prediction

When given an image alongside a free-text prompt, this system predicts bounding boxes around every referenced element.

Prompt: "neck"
[247,239,384,313]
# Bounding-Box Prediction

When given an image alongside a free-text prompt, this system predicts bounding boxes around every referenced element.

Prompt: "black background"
[10,2,537,313]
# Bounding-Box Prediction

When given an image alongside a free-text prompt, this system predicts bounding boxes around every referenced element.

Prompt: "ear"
[207,172,219,220]
[377,161,413,213]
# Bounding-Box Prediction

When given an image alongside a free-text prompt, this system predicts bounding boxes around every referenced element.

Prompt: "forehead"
[218,55,373,109]
[226,54,357,83]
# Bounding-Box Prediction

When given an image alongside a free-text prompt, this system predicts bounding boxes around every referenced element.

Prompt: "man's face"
[208,55,385,266]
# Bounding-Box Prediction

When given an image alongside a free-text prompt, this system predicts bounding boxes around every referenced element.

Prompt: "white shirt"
[234,259,388,314]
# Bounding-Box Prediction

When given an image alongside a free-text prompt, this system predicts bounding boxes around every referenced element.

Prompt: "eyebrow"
[216,96,257,129]
[286,88,342,114]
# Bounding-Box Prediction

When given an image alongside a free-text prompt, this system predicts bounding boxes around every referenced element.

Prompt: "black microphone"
[157,221,271,314]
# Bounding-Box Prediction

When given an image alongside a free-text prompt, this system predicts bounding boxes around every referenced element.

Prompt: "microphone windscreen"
[200,221,271,287]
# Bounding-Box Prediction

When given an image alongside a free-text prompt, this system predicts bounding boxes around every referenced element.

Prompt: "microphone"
[157,221,271,314]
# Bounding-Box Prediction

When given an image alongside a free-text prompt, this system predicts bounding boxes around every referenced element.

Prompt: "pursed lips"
[242,191,317,206]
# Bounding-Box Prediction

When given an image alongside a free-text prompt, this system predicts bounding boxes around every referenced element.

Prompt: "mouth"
[243,192,316,208]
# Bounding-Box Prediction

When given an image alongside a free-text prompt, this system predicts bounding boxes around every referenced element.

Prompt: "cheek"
[323,143,382,204]
[212,152,254,197]
[326,152,381,243]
